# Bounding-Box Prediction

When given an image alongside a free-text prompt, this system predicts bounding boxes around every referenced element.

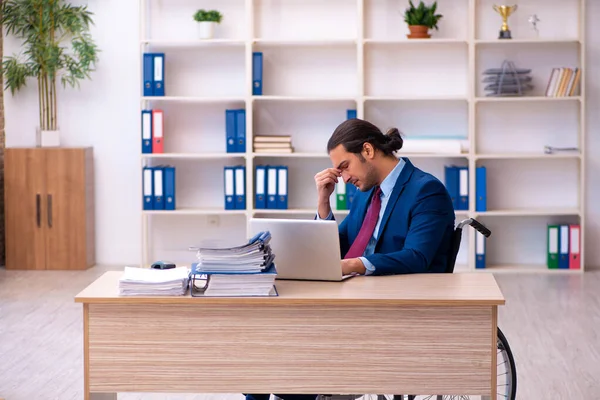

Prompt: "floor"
[1,265,599,400]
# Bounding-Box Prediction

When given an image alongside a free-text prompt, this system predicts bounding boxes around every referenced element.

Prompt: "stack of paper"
[190,231,277,297]
[118,266,190,296]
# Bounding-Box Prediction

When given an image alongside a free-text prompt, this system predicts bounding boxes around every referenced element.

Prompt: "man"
[316,118,456,276]
[244,119,455,400]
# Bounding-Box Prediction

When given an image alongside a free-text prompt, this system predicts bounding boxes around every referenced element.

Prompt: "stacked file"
[190,231,277,297]
[118,266,190,296]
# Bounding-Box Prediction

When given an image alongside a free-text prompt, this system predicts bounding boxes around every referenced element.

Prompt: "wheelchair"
[277,218,518,400]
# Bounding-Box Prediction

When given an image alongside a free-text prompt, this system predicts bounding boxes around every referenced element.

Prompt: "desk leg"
[84,304,116,400]
[490,305,498,400]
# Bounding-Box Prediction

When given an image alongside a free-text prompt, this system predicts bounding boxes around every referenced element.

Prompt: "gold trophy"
[493,4,518,39]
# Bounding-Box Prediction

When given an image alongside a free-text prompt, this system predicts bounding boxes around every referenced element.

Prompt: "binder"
[143,53,154,96]
[267,166,278,209]
[163,166,176,210]
[152,109,164,153]
[141,110,152,153]
[558,224,569,269]
[235,109,246,153]
[475,231,486,269]
[347,109,357,119]
[224,166,235,210]
[234,165,246,210]
[153,166,164,210]
[225,109,237,153]
[444,166,459,210]
[458,166,468,210]
[277,165,288,209]
[255,165,267,209]
[569,224,580,269]
[346,182,357,208]
[336,177,347,210]
[143,167,154,210]
[475,166,487,212]
[547,224,559,269]
[252,52,263,95]
[153,52,165,96]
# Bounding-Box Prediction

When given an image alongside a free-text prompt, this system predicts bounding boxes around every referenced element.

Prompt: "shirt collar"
[379,157,406,198]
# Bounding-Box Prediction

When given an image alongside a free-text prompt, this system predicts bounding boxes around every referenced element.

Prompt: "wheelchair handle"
[457,218,491,237]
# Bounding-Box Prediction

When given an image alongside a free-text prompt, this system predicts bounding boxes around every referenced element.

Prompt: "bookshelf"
[139,0,586,274]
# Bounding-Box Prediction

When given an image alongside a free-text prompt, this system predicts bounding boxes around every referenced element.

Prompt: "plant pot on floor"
[197,21,215,39]
[407,25,431,38]
[36,127,61,147]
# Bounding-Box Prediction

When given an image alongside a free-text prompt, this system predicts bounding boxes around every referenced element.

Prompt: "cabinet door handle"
[47,194,53,228]
[36,194,41,227]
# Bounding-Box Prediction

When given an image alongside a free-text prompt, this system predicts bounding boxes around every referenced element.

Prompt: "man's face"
[329,144,378,192]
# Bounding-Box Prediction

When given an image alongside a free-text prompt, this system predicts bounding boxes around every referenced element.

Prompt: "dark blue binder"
[458,166,468,211]
[476,166,487,212]
[558,225,569,269]
[235,165,246,210]
[235,109,246,153]
[153,166,165,210]
[475,231,486,269]
[252,52,263,95]
[276,165,288,209]
[444,166,459,210]
[153,53,165,96]
[224,166,235,210]
[225,109,236,153]
[143,166,154,210]
[267,166,278,209]
[347,109,357,119]
[143,53,154,96]
[141,109,153,153]
[255,165,267,209]
[163,166,176,210]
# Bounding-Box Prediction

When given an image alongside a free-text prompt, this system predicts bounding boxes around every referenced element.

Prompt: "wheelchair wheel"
[351,327,517,400]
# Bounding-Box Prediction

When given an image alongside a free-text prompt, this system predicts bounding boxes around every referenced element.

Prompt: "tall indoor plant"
[0,0,5,265]
[1,0,99,147]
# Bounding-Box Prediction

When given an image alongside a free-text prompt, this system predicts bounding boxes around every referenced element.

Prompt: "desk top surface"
[75,271,505,306]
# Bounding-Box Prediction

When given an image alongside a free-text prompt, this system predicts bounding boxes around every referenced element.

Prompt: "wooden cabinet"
[4,147,95,270]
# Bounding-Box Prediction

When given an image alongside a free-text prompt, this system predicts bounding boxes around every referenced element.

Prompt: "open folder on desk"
[189,231,278,297]
[118,266,190,296]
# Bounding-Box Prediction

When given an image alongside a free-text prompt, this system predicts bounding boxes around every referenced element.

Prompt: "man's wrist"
[352,258,367,274]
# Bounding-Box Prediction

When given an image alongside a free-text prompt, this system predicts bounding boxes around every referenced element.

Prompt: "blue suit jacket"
[338,157,456,275]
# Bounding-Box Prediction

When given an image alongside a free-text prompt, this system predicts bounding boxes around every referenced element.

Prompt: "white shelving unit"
[139,0,586,274]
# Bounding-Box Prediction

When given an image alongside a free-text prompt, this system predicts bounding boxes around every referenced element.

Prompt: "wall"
[4,0,600,268]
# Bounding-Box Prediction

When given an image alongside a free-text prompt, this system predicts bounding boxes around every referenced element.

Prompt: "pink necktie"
[344,187,382,259]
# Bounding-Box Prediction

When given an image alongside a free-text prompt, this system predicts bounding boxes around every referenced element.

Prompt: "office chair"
[312,218,518,400]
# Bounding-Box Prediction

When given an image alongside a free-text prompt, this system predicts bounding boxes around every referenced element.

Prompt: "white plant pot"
[37,128,61,147]
[198,21,215,39]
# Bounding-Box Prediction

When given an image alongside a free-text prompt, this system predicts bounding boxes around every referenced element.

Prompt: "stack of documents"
[118,266,190,296]
[190,231,277,297]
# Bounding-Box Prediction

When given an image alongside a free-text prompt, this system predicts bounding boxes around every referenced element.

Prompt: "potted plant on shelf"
[1,0,99,147]
[404,0,443,39]
[193,9,223,40]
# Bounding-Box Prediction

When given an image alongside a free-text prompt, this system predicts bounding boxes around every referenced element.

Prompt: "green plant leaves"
[403,0,443,30]
[193,9,223,23]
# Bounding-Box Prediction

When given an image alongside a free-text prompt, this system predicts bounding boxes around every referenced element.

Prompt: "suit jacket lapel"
[376,157,414,243]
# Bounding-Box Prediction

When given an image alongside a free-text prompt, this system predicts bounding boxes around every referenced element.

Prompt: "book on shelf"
[189,231,278,297]
[253,135,294,153]
[545,67,581,97]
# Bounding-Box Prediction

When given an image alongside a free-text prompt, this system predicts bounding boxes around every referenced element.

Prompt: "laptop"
[247,218,354,281]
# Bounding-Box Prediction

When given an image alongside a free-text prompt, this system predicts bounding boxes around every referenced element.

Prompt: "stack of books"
[118,266,190,296]
[190,231,278,297]
[253,135,293,153]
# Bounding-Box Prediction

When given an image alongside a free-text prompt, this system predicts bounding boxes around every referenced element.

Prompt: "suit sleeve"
[364,179,454,275]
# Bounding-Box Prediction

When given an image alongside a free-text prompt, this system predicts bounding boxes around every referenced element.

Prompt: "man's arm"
[364,180,454,275]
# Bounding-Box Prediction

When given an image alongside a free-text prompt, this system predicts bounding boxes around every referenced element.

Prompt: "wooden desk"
[75,271,505,400]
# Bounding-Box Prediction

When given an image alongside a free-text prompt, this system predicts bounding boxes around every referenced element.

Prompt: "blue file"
[444,166,459,210]
[141,110,153,153]
[476,166,487,212]
[153,166,165,210]
[143,167,154,210]
[225,109,237,153]
[252,52,263,95]
[276,166,288,209]
[346,182,357,207]
[153,53,165,96]
[143,53,154,96]
[347,109,357,119]
[235,109,246,153]
[224,166,235,210]
[475,231,486,269]
[163,166,176,210]
[235,165,246,210]
[458,166,468,211]
[266,166,278,209]
[255,165,267,209]
[558,225,569,269]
